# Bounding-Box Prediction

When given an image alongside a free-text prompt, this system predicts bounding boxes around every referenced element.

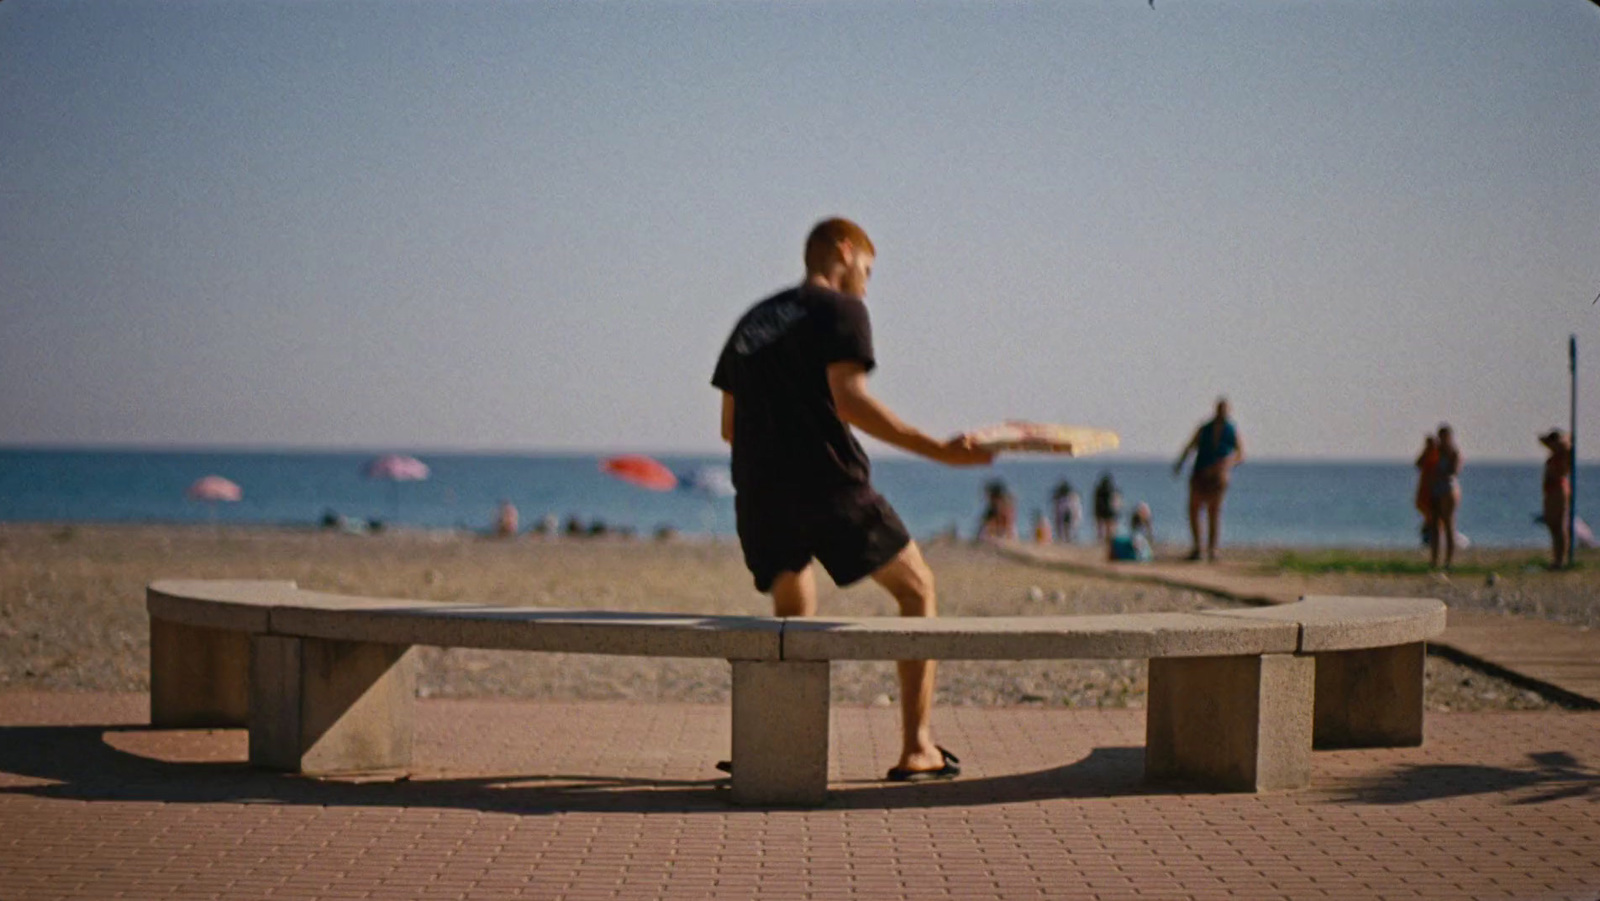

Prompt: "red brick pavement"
[1,692,1598,901]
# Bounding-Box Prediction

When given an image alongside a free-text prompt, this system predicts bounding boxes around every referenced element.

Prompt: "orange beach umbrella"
[600,455,678,492]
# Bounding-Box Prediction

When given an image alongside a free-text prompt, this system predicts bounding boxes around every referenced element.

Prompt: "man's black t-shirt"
[712,284,875,497]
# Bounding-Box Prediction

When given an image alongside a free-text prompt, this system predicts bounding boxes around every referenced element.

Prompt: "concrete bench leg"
[729,660,829,806]
[249,636,415,775]
[149,618,251,728]
[1313,643,1426,749]
[1146,653,1314,792]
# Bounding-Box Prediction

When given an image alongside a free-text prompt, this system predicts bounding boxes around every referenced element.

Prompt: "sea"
[0,448,1586,551]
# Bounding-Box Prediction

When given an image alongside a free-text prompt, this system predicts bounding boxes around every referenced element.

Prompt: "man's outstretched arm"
[826,362,991,466]
[1173,429,1198,475]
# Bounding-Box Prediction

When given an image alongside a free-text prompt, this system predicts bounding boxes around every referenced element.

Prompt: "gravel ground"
[0,524,1574,711]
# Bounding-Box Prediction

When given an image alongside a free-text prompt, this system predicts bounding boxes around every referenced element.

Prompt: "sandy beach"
[0,524,1585,712]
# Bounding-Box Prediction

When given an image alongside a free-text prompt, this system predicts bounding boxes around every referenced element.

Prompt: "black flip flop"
[885,746,961,782]
[714,760,732,774]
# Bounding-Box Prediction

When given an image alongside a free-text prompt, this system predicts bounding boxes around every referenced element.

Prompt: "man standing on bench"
[713,217,992,781]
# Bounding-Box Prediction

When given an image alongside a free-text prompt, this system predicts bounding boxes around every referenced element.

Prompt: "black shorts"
[734,485,911,593]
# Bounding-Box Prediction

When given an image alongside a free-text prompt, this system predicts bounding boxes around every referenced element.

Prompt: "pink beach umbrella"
[365,454,429,522]
[365,454,430,482]
[187,475,242,502]
[187,475,241,523]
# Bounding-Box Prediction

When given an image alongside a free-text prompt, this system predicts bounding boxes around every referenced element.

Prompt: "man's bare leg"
[1205,494,1224,561]
[1186,490,1204,559]
[870,542,944,773]
[770,565,818,618]
[1441,508,1457,569]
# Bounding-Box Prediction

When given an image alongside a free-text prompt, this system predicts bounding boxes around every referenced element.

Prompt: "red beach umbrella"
[187,475,242,502]
[600,455,678,492]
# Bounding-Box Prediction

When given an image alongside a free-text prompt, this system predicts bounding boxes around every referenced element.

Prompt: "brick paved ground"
[1,692,1597,900]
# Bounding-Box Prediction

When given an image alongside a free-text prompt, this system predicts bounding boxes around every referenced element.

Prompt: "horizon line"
[0,441,1575,466]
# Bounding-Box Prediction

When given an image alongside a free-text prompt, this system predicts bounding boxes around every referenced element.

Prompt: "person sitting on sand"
[1541,429,1572,569]
[1429,424,1463,570]
[1108,505,1154,563]
[1130,502,1154,547]
[977,479,1018,541]
[712,216,992,782]
[1173,398,1244,562]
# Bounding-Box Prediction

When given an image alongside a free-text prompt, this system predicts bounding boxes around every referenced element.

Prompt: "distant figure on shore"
[978,479,1018,541]
[1130,502,1154,547]
[1414,435,1440,545]
[1051,480,1082,544]
[1092,473,1121,542]
[1108,504,1154,563]
[319,508,368,535]
[1031,508,1051,544]
[1429,424,1463,570]
[1173,398,1244,561]
[1540,428,1572,568]
[494,500,519,538]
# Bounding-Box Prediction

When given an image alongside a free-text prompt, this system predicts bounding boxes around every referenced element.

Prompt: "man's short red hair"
[804,217,875,273]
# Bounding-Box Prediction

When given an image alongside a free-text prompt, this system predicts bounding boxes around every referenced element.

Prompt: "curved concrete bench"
[148,580,1444,805]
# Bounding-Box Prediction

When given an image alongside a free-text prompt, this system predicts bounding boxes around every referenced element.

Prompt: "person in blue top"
[1173,398,1245,561]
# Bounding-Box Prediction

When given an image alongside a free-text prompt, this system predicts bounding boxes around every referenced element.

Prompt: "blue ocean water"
[0,449,1586,550]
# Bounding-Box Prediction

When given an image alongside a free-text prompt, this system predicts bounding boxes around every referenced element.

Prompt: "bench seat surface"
[782,612,1300,660]
[271,600,783,659]
[150,581,1444,662]
[1201,596,1446,651]
[151,580,783,659]
[148,580,300,632]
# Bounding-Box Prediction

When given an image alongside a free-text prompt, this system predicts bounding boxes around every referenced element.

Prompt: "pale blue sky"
[2,1,1597,460]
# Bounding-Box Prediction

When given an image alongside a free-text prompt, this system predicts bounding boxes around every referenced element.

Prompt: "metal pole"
[1570,334,1578,568]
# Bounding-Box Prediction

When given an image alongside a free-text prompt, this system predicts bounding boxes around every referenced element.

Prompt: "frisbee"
[966,420,1121,457]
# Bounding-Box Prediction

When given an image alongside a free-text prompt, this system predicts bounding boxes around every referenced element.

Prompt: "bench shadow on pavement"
[1331,750,1600,806]
[0,724,1593,814]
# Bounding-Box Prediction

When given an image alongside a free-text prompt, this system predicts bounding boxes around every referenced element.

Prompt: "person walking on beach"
[1540,429,1572,569]
[1051,480,1082,544]
[977,479,1017,541]
[1174,398,1244,561]
[1092,473,1120,542]
[1429,424,1463,570]
[712,217,992,781]
[1414,435,1440,545]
